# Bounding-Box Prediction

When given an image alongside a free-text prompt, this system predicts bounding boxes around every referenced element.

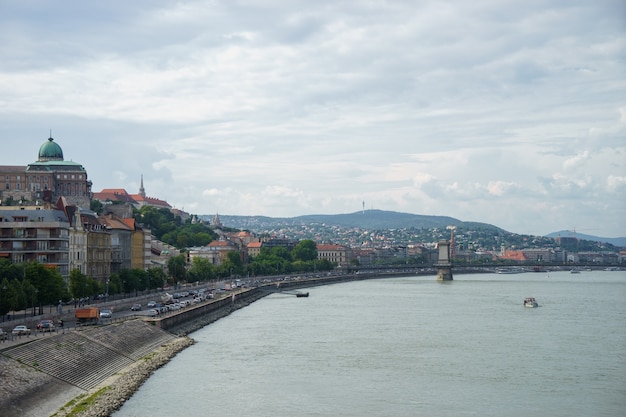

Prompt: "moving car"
[131,303,142,311]
[99,309,113,318]
[12,325,31,335]
[37,319,56,332]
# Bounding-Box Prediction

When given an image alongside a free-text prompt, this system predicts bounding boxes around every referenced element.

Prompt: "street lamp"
[105,278,109,303]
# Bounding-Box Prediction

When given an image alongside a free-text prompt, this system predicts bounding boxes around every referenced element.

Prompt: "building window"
[5,183,8,190]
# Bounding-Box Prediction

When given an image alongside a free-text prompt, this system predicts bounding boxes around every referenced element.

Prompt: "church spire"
[139,174,146,198]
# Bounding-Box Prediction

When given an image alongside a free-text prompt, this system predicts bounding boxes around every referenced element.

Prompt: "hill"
[546,230,626,247]
[211,210,504,232]
[203,210,621,251]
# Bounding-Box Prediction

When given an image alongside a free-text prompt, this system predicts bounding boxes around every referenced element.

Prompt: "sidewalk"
[0,327,69,350]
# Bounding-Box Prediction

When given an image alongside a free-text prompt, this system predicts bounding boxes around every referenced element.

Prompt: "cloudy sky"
[1,0,624,237]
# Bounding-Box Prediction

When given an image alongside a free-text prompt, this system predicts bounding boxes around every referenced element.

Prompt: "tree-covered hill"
[135,206,217,249]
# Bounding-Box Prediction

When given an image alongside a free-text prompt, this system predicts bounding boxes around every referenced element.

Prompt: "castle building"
[0,136,92,208]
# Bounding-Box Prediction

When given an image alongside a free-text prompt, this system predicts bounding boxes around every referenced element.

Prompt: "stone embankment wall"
[156,287,270,334]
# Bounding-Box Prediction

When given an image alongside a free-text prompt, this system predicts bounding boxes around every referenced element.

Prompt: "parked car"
[148,308,159,317]
[131,303,142,311]
[36,320,56,332]
[146,301,157,308]
[12,325,31,336]
[99,309,113,318]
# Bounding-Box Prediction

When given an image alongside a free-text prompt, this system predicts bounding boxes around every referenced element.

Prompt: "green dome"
[38,137,64,161]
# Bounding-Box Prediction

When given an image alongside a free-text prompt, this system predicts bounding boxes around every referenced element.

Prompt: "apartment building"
[0,206,70,275]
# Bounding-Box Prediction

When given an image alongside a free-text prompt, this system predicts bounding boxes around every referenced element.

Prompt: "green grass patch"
[52,386,111,417]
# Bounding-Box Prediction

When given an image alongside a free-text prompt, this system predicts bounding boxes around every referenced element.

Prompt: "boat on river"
[524,297,538,308]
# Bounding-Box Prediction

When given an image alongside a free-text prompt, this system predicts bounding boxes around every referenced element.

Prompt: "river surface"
[113,271,626,417]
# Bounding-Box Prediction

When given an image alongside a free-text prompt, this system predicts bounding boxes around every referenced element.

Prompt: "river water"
[113,271,626,417]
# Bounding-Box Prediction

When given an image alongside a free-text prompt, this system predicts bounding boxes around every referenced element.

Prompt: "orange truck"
[75,307,99,325]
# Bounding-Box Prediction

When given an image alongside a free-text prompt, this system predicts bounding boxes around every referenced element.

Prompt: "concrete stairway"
[81,319,175,360]
[1,319,176,391]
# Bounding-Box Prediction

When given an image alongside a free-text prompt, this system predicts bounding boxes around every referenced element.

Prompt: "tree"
[119,269,137,295]
[131,269,148,295]
[135,206,217,249]
[147,268,167,290]
[189,258,215,283]
[68,269,90,299]
[107,273,122,295]
[90,199,104,215]
[219,251,243,278]
[292,239,318,262]
[0,278,12,317]
[167,254,187,285]
[271,246,292,262]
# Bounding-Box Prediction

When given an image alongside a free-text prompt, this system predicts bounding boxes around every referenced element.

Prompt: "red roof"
[316,244,346,251]
[93,189,136,203]
[499,251,528,261]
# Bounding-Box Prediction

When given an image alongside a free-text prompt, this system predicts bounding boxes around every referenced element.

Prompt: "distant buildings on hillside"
[93,174,172,211]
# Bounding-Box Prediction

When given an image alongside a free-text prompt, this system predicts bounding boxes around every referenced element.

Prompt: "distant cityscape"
[209,213,625,266]
[0,135,624,292]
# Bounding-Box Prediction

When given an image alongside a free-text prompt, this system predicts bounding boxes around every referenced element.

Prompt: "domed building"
[0,135,92,208]
[38,137,64,161]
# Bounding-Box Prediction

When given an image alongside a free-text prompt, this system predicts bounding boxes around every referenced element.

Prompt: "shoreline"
[51,336,194,417]
[47,289,264,416]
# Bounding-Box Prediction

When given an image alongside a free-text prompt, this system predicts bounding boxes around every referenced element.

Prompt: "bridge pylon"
[436,240,453,281]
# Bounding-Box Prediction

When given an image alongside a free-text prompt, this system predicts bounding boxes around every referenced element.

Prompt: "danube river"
[113,270,626,417]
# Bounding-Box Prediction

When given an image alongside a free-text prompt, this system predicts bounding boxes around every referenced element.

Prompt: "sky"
[0,0,625,238]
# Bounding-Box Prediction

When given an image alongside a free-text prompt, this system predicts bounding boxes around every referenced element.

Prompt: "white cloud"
[0,0,624,237]
[606,175,626,192]
[563,151,590,170]
[486,181,518,196]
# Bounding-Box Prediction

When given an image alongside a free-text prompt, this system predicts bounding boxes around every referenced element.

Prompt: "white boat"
[524,297,538,308]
